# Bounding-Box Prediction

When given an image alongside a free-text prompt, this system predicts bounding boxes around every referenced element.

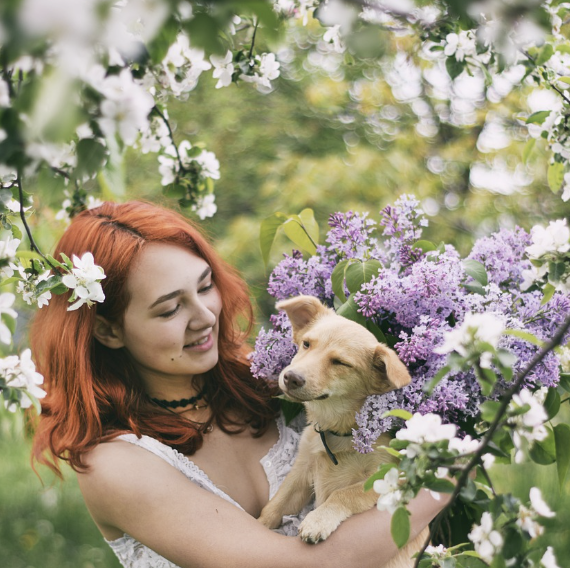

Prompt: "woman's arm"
[78,440,446,568]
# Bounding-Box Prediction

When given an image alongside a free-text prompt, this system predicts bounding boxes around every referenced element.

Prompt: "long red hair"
[32,201,278,476]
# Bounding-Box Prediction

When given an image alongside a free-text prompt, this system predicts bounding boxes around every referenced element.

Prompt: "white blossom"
[192,194,217,220]
[444,31,477,62]
[15,268,52,308]
[396,413,457,444]
[0,293,18,345]
[373,467,403,514]
[529,487,555,518]
[509,389,548,462]
[424,544,448,560]
[526,219,570,259]
[0,236,20,262]
[468,512,503,564]
[434,311,505,358]
[323,25,345,53]
[195,150,220,180]
[541,547,561,568]
[448,434,480,455]
[61,252,106,311]
[138,116,171,154]
[211,51,234,89]
[1,349,46,411]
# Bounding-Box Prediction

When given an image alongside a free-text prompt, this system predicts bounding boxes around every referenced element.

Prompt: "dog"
[258,295,429,567]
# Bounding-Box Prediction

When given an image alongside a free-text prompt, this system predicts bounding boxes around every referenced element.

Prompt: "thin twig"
[248,19,259,60]
[153,105,186,175]
[16,173,60,273]
[413,312,570,567]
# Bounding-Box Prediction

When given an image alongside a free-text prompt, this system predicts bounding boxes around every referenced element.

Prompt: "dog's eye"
[331,358,350,367]
[302,340,310,349]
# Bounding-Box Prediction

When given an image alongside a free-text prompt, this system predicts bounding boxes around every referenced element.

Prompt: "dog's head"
[276,295,411,405]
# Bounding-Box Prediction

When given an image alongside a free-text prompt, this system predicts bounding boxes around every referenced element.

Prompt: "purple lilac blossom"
[468,227,532,289]
[252,197,569,453]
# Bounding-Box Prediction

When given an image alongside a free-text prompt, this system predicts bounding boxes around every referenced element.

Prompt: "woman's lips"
[184,333,214,352]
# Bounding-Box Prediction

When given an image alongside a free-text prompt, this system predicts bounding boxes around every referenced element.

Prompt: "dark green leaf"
[502,528,524,561]
[75,139,107,179]
[446,57,464,80]
[163,183,186,199]
[365,320,387,344]
[549,261,566,282]
[480,400,501,423]
[554,423,570,488]
[424,478,455,494]
[559,373,570,392]
[345,259,381,294]
[330,259,349,303]
[504,329,543,347]
[336,294,367,326]
[459,478,477,502]
[280,399,304,425]
[544,388,561,420]
[529,426,556,465]
[391,506,410,548]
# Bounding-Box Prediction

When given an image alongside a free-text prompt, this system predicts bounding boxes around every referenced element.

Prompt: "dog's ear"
[276,295,329,337]
[371,344,411,394]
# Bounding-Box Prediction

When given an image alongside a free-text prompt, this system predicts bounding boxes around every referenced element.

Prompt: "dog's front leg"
[258,434,313,529]
[298,480,378,543]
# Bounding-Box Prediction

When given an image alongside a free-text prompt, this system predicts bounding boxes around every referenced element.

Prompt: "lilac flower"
[252,196,569,453]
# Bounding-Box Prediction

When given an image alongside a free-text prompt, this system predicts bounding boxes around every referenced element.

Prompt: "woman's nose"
[187,300,217,331]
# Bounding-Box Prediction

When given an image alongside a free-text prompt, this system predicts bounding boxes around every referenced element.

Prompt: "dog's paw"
[298,508,343,544]
[258,507,283,530]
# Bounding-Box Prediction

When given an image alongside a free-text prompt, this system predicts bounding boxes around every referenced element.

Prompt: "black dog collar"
[313,423,353,466]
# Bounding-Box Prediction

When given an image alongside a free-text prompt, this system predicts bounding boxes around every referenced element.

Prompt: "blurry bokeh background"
[2,12,570,568]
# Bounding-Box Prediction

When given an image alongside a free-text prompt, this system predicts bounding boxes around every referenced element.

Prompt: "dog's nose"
[283,370,305,390]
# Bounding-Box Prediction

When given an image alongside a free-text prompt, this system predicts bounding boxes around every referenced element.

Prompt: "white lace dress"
[106,412,310,568]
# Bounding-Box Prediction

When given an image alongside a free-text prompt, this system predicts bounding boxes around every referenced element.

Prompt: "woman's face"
[116,242,222,391]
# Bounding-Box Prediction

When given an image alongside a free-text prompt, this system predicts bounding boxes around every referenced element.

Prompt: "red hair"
[32,201,278,476]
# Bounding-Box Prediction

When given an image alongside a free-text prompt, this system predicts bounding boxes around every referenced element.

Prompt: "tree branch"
[413,312,570,567]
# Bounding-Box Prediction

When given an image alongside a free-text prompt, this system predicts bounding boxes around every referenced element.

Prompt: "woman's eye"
[199,283,214,294]
[302,340,310,349]
[159,305,180,318]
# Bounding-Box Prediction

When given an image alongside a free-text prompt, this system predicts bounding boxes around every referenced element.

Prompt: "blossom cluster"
[0,348,46,412]
[252,195,569,452]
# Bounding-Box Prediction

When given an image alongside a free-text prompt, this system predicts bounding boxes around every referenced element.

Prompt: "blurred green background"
[3,18,570,567]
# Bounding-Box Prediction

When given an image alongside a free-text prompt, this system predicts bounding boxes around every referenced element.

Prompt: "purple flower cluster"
[251,195,569,452]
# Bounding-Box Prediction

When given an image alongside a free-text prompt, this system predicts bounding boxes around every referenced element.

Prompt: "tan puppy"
[258,295,428,567]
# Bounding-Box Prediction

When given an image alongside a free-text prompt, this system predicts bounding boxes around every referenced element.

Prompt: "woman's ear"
[93,316,125,349]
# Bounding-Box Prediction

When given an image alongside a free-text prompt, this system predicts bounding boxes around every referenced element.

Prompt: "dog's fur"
[258,295,429,567]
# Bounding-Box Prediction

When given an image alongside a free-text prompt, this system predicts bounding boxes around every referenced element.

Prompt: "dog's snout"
[283,370,305,390]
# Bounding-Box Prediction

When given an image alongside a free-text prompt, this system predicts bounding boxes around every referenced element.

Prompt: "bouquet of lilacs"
[252,194,569,450]
[252,194,570,566]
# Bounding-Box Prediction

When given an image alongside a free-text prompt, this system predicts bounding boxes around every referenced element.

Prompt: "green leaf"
[541,283,556,305]
[283,216,317,255]
[446,57,464,80]
[423,365,451,394]
[554,423,570,488]
[559,373,570,392]
[549,261,567,282]
[413,240,437,253]
[382,409,413,421]
[345,259,381,294]
[547,162,565,193]
[544,388,561,420]
[75,138,107,179]
[1,313,16,336]
[336,294,367,326]
[462,259,488,286]
[502,528,524,561]
[330,259,349,303]
[0,277,19,287]
[557,77,570,85]
[530,426,556,465]
[522,138,536,163]
[163,183,186,199]
[11,224,21,240]
[504,329,544,347]
[98,136,125,198]
[480,400,501,423]
[391,507,410,548]
[526,110,552,125]
[259,212,287,268]
[459,478,477,501]
[365,320,387,344]
[424,478,455,494]
[15,251,44,261]
[280,399,304,425]
[298,209,319,246]
[364,463,397,491]
[536,43,554,65]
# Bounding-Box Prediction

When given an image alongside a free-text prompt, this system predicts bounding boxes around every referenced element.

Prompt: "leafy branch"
[413,312,570,567]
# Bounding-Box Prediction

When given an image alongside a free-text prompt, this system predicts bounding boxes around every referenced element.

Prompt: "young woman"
[32,201,447,568]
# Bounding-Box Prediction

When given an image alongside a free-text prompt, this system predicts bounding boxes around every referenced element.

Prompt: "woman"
[32,201,447,568]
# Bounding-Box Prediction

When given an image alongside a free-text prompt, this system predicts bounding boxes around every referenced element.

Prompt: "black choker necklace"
[151,388,206,409]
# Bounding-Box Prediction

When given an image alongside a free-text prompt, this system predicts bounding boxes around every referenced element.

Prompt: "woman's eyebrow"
[148,267,212,309]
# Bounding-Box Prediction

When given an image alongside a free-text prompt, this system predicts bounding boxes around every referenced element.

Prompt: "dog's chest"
[306,431,383,506]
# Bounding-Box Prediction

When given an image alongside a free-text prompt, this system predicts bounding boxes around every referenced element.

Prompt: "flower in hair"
[62,252,106,311]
